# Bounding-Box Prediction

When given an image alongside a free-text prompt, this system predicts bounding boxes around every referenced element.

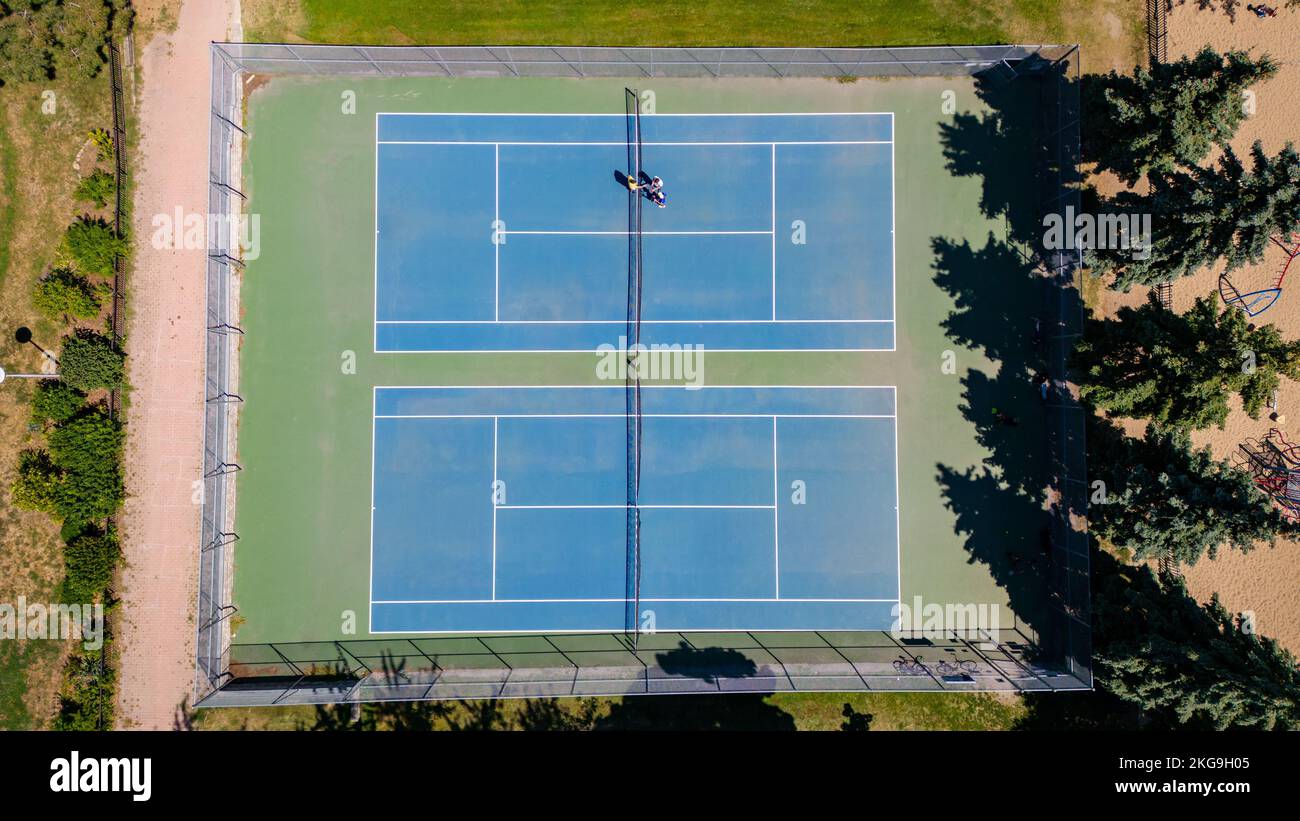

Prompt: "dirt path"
[116,0,240,729]
[1158,4,1300,654]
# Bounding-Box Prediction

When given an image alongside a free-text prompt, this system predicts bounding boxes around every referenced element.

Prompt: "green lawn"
[245,0,1144,71]
[296,0,1009,47]
[192,690,1025,730]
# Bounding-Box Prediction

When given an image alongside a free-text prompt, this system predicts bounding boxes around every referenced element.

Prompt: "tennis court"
[374,108,895,352]
[228,63,1085,696]
[370,385,900,634]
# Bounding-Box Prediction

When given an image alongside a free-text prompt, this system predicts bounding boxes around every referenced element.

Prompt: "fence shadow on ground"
[298,644,801,731]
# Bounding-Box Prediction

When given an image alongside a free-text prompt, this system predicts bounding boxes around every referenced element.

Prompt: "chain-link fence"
[196,45,244,700]
[196,43,1089,706]
[1033,47,1091,690]
[213,42,1076,79]
[199,626,1082,707]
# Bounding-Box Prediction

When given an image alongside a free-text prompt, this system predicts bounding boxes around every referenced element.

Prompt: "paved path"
[117,0,239,729]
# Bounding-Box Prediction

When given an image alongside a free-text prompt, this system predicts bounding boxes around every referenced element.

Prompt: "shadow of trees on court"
[930,61,1085,660]
[939,66,1057,254]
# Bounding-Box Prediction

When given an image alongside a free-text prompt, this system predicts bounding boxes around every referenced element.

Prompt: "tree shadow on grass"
[302,644,796,731]
[593,644,796,731]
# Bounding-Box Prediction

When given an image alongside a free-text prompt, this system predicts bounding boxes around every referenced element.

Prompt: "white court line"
[377,414,895,420]
[497,504,775,510]
[377,111,895,117]
[379,139,891,146]
[772,416,780,598]
[377,383,899,389]
[498,229,773,236]
[494,143,499,321]
[891,111,898,352]
[375,318,893,324]
[373,597,899,604]
[893,386,902,604]
[367,386,376,633]
[771,143,777,321]
[378,347,896,353]
[492,416,498,600]
[373,112,379,354]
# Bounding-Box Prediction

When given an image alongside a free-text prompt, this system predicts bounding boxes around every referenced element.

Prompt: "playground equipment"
[1235,428,1300,520]
[1219,233,1300,317]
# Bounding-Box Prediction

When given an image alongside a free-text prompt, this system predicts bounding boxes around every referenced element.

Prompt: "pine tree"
[1074,293,1300,428]
[1229,141,1300,271]
[1083,47,1277,184]
[1090,421,1294,564]
[1092,142,1300,290]
[1095,563,1300,730]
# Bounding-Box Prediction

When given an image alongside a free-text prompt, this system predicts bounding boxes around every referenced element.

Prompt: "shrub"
[59,330,124,391]
[63,529,120,603]
[73,170,116,209]
[47,408,124,523]
[64,216,127,277]
[10,450,63,513]
[89,127,114,163]
[31,381,86,424]
[53,643,115,731]
[33,268,102,320]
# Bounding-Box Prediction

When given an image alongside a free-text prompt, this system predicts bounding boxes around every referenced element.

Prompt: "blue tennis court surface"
[374,112,895,352]
[369,385,900,633]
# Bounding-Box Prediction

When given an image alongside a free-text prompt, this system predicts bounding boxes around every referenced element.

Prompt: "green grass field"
[243,0,1144,72]
[192,689,1027,730]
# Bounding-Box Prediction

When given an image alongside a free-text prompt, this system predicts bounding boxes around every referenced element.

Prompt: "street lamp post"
[0,367,60,384]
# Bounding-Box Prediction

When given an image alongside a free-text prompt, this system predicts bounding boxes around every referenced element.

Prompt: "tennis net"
[624,88,644,645]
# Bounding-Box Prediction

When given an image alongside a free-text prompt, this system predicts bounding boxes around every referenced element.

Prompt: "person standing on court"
[628,172,668,207]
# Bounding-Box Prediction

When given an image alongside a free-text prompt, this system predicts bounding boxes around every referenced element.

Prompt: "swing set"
[1219,233,1300,317]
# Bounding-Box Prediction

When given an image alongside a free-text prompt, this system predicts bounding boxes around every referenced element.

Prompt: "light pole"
[0,367,59,384]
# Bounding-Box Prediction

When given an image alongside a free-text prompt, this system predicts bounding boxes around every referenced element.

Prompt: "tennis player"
[646,175,667,208]
[628,173,667,207]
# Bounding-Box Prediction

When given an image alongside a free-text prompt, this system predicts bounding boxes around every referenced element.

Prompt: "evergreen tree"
[1074,293,1300,428]
[1229,141,1300,272]
[1092,142,1300,290]
[1090,421,1294,564]
[1083,47,1277,184]
[1095,562,1300,730]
